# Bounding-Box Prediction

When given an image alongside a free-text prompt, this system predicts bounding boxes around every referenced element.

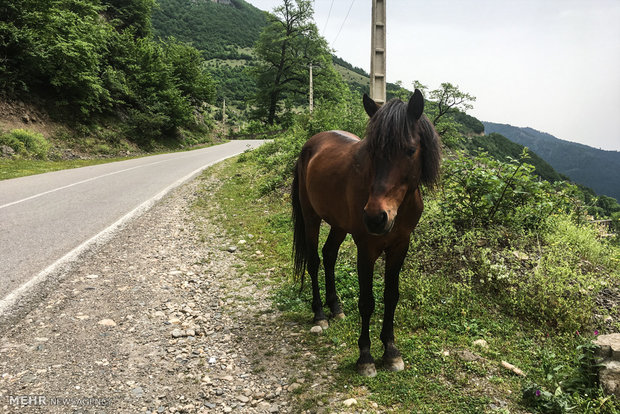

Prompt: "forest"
[1,0,216,147]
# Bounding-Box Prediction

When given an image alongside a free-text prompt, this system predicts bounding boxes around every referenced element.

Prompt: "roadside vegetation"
[0,0,218,170]
[197,93,620,412]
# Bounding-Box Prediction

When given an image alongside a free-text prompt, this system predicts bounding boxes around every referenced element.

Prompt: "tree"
[102,0,155,39]
[252,0,340,124]
[414,81,476,147]
[428,82,476,125]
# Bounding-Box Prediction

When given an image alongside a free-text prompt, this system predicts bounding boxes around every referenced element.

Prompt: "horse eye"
[406,147,417,156]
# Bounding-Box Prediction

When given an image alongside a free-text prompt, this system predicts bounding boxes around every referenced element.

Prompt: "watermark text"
[7,394,111,407]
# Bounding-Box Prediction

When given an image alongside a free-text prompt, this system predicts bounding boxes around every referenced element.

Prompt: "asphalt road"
[0,140,265,311]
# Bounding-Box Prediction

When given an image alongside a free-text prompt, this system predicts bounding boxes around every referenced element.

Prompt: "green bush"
[409,196,620,332]
[441,149,579,231]
[522,339,613,413]
[0,129,50,159]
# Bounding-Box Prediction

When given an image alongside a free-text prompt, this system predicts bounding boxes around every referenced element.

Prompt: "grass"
[0,157,136,180]
[195,154,620,413]
[0,121,222,180]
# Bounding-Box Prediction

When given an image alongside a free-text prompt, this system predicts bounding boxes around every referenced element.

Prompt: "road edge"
[0,142,263,331]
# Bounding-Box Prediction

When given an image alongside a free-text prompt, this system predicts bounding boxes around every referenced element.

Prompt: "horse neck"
[353,139,373,175]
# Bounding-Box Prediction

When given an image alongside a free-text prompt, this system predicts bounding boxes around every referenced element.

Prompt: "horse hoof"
[314,319,329,330]
[332,312,346,320]
[384,357,405,372]
[357,363,377,377]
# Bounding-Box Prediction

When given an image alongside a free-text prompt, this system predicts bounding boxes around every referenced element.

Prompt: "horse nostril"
[363,210,389,234]
[379,211,387,225]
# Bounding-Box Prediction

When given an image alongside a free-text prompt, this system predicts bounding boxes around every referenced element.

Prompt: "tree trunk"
[267,89,279,125]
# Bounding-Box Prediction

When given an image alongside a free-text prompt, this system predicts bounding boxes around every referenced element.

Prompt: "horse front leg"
[381,240,408,371]
[355,245,380,377]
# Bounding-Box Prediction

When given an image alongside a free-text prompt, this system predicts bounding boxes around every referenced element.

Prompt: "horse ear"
[363,93,379,118]
[407,89,424,121]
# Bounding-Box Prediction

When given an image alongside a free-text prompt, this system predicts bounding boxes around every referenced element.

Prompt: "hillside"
[483,122,620,202]
[151,0,266,60]
[463,132,565,183]
[0,0,218,157]
[151,0,409,106]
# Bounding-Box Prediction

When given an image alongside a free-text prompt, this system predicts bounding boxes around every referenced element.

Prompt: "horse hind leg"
[304,215,328,329]
[322,227,347,320]
[292,163,327,329]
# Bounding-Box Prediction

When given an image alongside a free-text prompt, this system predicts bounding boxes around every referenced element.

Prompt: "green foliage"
[612,212,620,235]
[450,110,485,135]
[151,0,269,110]
[411,199,618,333]
[427,82,477,123]
[523,339,613,413]
[102,0,154,38]
[331,55,368,78]
[163,38,216,105]
[243,94,367,193]
[0,0,113,116]
[411,82,477,147]
[0,129,50,159]
[483,122,620,204]
[464,133,564,183]
[441,149,576,231]
[1,0,215,146]
[207,62,258,107]
[151,0,267,60]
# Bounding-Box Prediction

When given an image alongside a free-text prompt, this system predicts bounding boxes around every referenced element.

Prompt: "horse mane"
[365,98,441,190]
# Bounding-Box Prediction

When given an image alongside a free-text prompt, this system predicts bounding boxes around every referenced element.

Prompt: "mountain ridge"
[483,121,620,202]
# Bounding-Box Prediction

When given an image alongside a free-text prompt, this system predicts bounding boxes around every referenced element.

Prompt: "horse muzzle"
[363,209,394,235]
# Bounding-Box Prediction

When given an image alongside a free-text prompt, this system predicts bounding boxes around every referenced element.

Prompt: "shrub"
[0,129,50,159]
[441,149,579,231]
[408,196,620,332]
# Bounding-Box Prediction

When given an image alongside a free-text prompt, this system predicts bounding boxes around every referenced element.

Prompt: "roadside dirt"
[0,173,357,413]
[0,100,57,138]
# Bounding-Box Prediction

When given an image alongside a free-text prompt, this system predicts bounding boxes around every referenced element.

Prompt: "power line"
[321,0,335,36]
[332,0,356,46]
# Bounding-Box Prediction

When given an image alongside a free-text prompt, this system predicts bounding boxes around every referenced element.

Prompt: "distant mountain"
[483,122,620,202]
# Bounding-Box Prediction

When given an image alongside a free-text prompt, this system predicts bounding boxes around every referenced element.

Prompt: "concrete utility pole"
[222,98,226,124]
[309,64,314,112]
[370,0,386,104]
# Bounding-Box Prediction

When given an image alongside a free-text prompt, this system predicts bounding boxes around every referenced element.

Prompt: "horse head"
[361,90,440,235]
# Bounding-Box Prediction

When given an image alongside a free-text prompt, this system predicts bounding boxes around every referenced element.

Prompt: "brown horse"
[291,90,441,377]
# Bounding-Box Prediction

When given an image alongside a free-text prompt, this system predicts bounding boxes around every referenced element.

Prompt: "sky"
[246,0,620,152]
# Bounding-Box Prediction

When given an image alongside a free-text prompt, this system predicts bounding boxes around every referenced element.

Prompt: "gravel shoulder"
[0,171,354,413]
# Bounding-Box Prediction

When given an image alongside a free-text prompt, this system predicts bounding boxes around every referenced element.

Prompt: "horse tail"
[291,161,307,290]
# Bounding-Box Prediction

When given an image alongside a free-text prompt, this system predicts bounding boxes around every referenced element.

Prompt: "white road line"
[0,149,242,316]
[0,158,172,210]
